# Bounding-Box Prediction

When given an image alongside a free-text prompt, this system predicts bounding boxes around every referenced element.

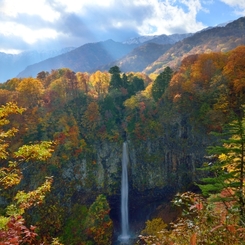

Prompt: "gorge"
[1,44,245,244]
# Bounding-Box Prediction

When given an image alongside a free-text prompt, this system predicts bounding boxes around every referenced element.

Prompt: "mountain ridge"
[0,48,75,82]
[17,40,137,78]
[143,16,245,74]
[17,33,193,78]
[1,16,244,81]
[98,42,173,73]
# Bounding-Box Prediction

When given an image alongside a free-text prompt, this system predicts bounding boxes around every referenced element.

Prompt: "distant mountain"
[18,40,137,78]
[19,34,189,77]
[123,33,192,45]
[12,16,245,80]
[144,33,193,45]
[0,48,74,82]
[123,35,159,45]
[144,16,245,74]
[99,43,172,73]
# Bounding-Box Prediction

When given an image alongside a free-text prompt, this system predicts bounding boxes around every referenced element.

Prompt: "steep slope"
[18,40,137,78]
[144,16,245,74]
[100,33,192,73]
[0,48,74,82]
[99,43,172,72]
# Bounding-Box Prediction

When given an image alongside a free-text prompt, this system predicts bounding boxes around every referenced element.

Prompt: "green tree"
[121,73,129,89]
[61,204,88,245]
[128,76,145,96]
[152,66,173,102]
[85,194,113,245]
[198,114,245,225]
[108,66,123,92]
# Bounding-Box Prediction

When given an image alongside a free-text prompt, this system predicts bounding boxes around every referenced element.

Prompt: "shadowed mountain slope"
[17,17,245,78]
[0,48,74,82]
[18,40,137,78]
[144,16,245,74]
[99,43,172,73]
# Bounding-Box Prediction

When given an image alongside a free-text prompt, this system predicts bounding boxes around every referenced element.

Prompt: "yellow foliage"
[124,96,138,110]
[218,153,228,162]
[89,71,110,98]
[0,102,54,219]
[16,78,44,107]
[141,218,167,236]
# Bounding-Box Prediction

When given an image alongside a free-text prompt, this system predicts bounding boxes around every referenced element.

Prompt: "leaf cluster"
[137,192,245,245]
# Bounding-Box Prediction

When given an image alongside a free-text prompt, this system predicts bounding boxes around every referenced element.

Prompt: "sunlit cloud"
[138,0,205,35]
[1,0,60,22]
[0,49,22,54]
[51,0,114,14]
[0,22,58,44]
[0,0,243,53]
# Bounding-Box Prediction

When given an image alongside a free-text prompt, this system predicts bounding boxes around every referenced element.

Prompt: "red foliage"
[54,132,67,144]
[0,216,37,245]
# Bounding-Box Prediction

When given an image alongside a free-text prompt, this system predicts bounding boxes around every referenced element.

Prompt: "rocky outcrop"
[59,113,214,207]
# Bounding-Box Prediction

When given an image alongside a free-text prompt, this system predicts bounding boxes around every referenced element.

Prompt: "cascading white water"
[118,142,130,242]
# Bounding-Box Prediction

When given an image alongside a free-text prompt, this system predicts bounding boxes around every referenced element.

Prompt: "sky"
[0,0,244,54]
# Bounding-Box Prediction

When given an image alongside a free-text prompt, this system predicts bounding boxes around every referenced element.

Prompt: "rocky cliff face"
[59,114,214,207]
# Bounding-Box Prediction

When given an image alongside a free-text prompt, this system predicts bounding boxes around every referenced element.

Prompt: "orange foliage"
[191,52,226,88]
[0,89,16,105]
[224,45,245,93]
[190,233,197,245]
[81,101,102,140]
[76,72,90,94]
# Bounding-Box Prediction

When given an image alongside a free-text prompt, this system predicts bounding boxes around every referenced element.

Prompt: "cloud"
[51,0,205,38]
[0,0,242,53]
[0,21,58,44]
[0,33,30,53]
[138,0,205,35]
[1,0,60,21]
[220,0,245,14]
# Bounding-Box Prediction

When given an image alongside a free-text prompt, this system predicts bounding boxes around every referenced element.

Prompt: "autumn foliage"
[0,46,245,244]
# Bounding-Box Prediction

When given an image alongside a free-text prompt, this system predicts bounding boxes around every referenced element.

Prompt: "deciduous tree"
[0,102,54,243]
[85,194,113,245]
[16,78,44,108]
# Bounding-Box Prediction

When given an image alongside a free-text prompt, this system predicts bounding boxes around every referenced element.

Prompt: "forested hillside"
[144,16,245,74]
[0,45,245,244]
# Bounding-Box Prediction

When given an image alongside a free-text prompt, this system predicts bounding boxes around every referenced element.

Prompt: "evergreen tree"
[198,113,245,225]
[128,76,145,96]
[108,66,123,92]
[122,73,129,89]
[152,66,173,102]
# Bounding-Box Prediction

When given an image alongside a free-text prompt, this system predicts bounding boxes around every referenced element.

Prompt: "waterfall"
[119,142,130,242]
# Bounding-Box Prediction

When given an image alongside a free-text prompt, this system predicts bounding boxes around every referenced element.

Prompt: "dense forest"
[0,45,245,244]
